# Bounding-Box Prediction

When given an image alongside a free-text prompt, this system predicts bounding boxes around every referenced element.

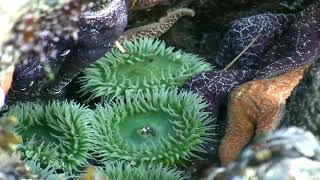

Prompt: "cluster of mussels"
[2,0,320,179]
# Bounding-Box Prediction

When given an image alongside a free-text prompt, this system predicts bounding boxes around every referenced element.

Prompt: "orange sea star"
[219,65,310,165]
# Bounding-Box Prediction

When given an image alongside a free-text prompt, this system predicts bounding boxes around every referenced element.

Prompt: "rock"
[205,127,320,180]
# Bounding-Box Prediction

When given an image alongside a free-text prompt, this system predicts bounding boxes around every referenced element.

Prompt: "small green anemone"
[92,88,213,166]
[94,162,187,180]
[4,101,93,175]
[79,37,212,101]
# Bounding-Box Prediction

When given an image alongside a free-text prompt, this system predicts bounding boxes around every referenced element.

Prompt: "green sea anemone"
[91,162,187,180]
[79,37,212,102]
[92,88,213,166]
[3,101,93,175]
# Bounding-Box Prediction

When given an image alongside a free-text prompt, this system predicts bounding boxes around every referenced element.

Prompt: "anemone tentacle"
[92,88,214,166]
[3,101,94,176]
[79,37,212,102]
[96,162,187,180]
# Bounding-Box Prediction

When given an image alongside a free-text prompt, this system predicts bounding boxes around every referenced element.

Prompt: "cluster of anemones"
[3,37,214,179]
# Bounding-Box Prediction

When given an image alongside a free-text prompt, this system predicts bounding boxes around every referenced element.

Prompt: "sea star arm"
[255,2,320,78]
[219,65,309,165]
[218,92,255,164]
[131,0,170,10]
[183,69,255,116]
[215,13,296,70]
[281,60,320,133]
[182,69,255,155]
[118,8,195,43]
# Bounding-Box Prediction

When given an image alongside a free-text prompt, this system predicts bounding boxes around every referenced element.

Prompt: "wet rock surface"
[205,127,320,180]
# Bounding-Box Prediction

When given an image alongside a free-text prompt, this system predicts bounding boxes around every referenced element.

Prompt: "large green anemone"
[3,101,93,176]
[92,88,213,166]
[79,37,212,102]
[93,162,187,180]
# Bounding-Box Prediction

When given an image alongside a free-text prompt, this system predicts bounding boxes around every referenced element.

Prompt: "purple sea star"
[183,12,297,118]
[255,1,320,79]
[183,70,255,117]
[183,0,320,164]
[215,13,296,70]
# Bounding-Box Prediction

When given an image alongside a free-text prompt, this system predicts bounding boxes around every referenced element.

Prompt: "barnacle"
[3,101,93,175]
[92,88,213,166]
[79,37,212,102]
[83,162,186,180]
